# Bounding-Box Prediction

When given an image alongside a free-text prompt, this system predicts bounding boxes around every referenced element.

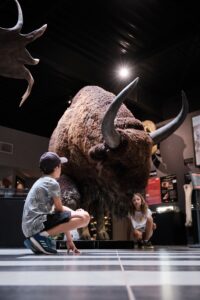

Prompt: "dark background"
[0,0,200,137]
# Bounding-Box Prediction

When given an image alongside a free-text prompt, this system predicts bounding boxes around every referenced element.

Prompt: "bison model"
[49,78,188,239]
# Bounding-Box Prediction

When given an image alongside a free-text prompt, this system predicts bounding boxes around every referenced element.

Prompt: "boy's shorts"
[43,211,71,230]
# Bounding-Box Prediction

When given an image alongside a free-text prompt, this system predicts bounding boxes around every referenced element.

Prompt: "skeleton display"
[0,0,47,106]
[49,79,188,239]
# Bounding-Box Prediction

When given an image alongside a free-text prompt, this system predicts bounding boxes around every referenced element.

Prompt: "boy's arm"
[66,231,80,254]
[53,197,80,253]
[66,231,72,242]
[53,197,76,212]
[53,196,64,212]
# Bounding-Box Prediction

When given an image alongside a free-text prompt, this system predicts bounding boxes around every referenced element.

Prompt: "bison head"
[49,78,188,218]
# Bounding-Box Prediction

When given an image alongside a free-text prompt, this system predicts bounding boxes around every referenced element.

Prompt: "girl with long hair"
[129,193,156,249]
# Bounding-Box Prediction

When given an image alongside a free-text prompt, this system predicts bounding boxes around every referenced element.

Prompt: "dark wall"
[0,198,25,247]
[151,211,187,245]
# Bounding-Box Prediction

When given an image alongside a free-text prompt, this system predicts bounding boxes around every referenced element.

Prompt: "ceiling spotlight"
[118,66,131,79]
[121,48,127,54]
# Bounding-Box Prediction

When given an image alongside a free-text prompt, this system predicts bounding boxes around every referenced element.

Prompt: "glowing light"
[156,206,174,213]
[118,66,131,79]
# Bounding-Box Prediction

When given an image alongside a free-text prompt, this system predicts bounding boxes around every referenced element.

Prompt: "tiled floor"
[0,246,200,300]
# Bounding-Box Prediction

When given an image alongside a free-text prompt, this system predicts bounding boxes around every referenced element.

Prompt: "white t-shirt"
[129,208,152,231]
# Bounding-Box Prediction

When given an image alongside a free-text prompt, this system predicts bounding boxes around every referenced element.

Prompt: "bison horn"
[101,77,139,149]
[149,90,189,145]
[0,0,23,31]
[12,0,23,31]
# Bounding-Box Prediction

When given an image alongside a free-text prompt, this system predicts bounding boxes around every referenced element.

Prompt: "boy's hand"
[67,240,80,254]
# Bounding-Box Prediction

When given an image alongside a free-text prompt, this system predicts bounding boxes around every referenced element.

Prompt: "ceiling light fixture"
[117,66,131,79]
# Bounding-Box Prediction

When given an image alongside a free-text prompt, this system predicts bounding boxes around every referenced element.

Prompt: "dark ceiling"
[0,0,200,138]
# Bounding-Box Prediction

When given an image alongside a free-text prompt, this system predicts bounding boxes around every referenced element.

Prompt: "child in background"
[128,192,156,249]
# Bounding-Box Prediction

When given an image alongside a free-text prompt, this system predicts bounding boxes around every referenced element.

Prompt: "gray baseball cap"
[39,151,68,172]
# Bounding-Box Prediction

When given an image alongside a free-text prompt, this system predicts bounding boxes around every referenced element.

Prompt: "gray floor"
[0,246,200,300]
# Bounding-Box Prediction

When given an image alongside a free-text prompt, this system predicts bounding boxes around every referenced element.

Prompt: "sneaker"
[30,233,57,254]
[143,240,154,249]
[50,237,57,250]
[133,240,144,249]
[24,238,42,254]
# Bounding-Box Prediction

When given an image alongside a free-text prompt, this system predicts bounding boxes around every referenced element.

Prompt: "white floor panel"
[0,271,125,286]
[0,260,120,266]
[0,270,200,286]
[125,271,200,286]
[0,259,200,266]
[121,260,200,266]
